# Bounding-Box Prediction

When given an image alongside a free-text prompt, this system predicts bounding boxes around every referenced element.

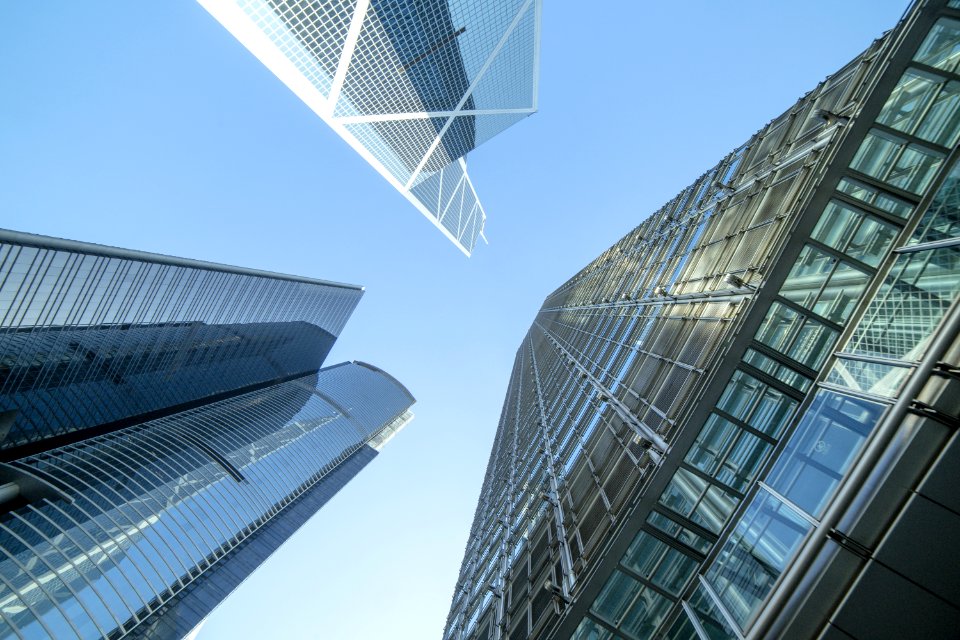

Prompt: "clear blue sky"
[1,2,908,638]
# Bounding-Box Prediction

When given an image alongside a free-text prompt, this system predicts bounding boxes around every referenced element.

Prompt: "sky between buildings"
[0,1,909,638]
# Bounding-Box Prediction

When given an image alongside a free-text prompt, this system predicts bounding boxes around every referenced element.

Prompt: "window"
[812,200,899,267]
[706,490,812,630]
[850,130,944,194]
[766,390,885,517]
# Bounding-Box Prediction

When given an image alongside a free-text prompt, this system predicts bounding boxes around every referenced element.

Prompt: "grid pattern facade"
[0,363,415,639]
[199,0,541,255]
[444,2,960,639]
[0,230,362,453]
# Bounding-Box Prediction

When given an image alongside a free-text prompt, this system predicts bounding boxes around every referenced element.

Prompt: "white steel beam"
[335,107,534,125]
[327,0,369,115]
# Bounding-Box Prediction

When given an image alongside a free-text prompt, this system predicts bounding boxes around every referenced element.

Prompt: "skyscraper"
[198,0,541,256]
[0,229,415,639]
[443,1,960,638]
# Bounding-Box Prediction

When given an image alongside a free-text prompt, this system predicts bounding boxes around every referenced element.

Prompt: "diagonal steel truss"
[199,0,541,256]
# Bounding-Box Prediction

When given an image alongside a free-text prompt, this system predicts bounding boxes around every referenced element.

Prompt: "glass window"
[814,259,871,324]
[914,18,960,74]
[916,78,960,147]
[573,617,614,640]
[780,246,834,310]
[909,161,960,245]
[619,587,673,640]
[706,490,812,630]
[878,68,942,136]
[591,570,642,627]
[647,511,712,554]
[850,130,944,195]
[659,468,737,534]
[742,348,812,392]
[686,414,770,492]
[755,302,839,370]
[621,531,698,596]
[836,177,913,219]
[717,370,798,437]
[660,468,708,521]
[847,247,960,361]
[825,357,911,397]
[767,390,885,517]
[687,583,739,640]
[812,200,899,267]
[779,245,875,324]
[890,144,944,194]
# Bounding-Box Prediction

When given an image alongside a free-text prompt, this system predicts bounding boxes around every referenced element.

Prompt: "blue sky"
[1,1,907,638]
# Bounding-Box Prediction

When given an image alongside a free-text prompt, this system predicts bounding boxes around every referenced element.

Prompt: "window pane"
[573,617,614,640]
[767,390,885,517]
[622,531,668,581]
[692,485,737,534]
[651,548,699,596]
[910,161,960,245]
[591,570,641,627]
[825,357,911,397]
[647,511,712,554]
[888,144,943,194]
[877,68,940,135]
[914,17,960,73]
[706,491,812,630]
[813,200,899,267]
[659,468,707,519]
[742,348,812,393]
[620,587,673,640]
[848,247,960,361]
[814,260,871,324]
[686,583,738,640]
[850,130,900,180]
[780,246,834,311]
[916,79,960,147]
[686,414,739,477]
[836,177,912,219]
[845,214,898,267]
[812,201,862,254]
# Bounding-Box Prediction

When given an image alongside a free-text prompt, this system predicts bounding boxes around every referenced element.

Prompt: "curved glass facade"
[0,363,414,639]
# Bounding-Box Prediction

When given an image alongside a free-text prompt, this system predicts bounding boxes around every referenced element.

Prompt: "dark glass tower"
[0,230,415,639]
[444,2,960,639]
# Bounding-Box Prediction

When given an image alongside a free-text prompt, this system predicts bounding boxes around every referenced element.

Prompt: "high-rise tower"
[198,0,541,256]
[0,230,414,639]
[444,2,960,638]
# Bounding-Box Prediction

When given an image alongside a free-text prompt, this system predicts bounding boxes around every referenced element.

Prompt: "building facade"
[0,230,415,639]
[198,0,541,256]
[443,2,960,638]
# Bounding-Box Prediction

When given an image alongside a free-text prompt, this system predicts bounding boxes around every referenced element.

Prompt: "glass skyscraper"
[0,229,415,639]
[444,1,960,639]
[198,0,541,256]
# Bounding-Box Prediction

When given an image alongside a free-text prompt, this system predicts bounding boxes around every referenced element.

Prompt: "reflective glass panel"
[767,390,885,517]
[909,161,960,245]
[836,178,912,219]
[591,569,642,627]
[847,247,960,361]
[850,130,944,195]
[706,490,812,630]
[914,18,960,74]
[573,617,614,640]
[812,200,899,267]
